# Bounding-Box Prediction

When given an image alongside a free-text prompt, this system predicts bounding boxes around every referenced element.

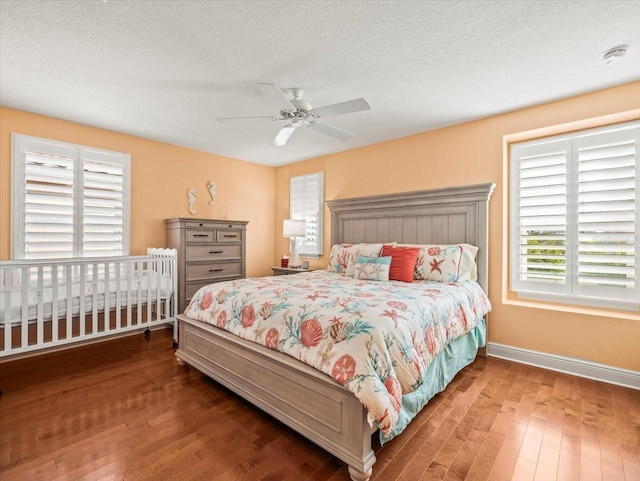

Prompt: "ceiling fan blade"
[273,125,297,146]
[311,98,370,118]
[217,116,278,123]
[256,83,295,111]
[312,122,354,141]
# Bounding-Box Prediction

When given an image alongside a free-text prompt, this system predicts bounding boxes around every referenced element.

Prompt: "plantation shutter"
[575,129,637,300]
[82,150,128,257]
[511,121,639,308]
[290,172,324,257]
[22,140,77,259]
[12,134,130,260]
[514,140,569,290]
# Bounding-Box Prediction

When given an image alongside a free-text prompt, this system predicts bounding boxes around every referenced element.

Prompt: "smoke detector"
[602,45,628,64]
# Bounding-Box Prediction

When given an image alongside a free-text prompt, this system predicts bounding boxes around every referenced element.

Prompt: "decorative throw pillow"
[353,256,391,281]
[381,244,420,283]
[413,245,464,282]
[327,243,384,276]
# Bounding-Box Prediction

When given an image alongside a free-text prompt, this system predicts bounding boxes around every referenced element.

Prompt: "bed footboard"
[0,248,177,360]
[176,314,377,481]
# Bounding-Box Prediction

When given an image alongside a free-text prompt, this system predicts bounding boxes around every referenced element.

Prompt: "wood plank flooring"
[1,328,638,481]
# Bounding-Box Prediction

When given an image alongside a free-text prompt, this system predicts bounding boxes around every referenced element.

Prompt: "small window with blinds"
[11,134,131,260]
[510,121,639,310]
[290,172,324,257]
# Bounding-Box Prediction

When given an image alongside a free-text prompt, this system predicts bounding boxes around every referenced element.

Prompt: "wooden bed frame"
[175,183,495,481]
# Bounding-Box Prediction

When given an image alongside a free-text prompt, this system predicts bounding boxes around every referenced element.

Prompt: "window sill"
[503,293,640,321]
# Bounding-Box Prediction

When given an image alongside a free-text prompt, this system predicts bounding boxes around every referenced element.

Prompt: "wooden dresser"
[166,218,248,313]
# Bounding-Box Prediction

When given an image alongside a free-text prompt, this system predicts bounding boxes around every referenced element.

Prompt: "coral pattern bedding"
[184,270,491,438]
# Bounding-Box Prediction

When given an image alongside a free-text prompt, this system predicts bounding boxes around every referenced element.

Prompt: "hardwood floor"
[1,329,638,481]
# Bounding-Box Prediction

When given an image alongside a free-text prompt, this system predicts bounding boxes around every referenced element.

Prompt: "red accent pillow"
[381,245,420,282]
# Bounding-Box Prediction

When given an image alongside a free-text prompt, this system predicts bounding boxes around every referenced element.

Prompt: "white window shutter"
[510,121,639,309]
[82,150,129,257]
[290,172,324,257]
[12,134,131,260]
[514,140,569,289]
[20,139,77,259]
[575,129,637,300]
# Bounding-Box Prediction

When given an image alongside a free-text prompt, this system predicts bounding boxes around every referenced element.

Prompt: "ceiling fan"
[217,83,371,146]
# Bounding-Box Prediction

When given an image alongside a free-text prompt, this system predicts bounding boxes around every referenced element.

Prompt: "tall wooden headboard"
[326,183,496,295]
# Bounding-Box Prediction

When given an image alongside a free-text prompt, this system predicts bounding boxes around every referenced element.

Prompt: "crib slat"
[147,259,152,325]
[116,262,122,329]
[36,266,44,345]
[104,262,110,333]
[3,269,12,352]
[21,267,29,348]
[137,261,142,326]
[126,262,132,327]
[79,264,86,337]
[66,265,72,340]
[155,259,161,322]
[92,263,98,334]
[52,266,59,342]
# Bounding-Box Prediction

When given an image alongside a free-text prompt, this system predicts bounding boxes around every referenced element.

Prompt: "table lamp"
[283,219,306,268]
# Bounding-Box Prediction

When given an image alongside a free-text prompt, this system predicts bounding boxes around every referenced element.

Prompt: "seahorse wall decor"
[187,188,196,215]
[207,180,216,205]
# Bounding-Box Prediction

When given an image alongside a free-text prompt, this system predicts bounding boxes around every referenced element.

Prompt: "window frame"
[509,120,639,311]
[11,133,131,260]
[290,172,324,258]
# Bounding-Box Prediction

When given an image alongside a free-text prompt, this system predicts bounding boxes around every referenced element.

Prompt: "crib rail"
[0,248,177,360]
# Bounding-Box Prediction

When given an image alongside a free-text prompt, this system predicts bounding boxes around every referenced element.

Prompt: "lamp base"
[289,251,302,268]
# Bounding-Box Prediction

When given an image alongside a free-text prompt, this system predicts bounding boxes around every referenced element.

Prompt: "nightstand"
[271,266,317,276]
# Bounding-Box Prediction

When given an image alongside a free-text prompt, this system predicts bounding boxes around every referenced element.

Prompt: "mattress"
[1,270,173,323]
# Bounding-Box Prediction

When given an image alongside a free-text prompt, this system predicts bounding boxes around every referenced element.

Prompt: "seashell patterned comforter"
[184,270,491,439]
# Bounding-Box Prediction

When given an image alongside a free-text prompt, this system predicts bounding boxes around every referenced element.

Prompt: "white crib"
[0,248,178,360]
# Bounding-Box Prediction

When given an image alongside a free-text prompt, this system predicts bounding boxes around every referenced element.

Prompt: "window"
[290,172,324,257]
[510,121,639,310]
[11,134,131,260]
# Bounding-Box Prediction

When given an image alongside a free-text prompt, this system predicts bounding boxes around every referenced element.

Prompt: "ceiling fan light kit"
[217,83,370,147]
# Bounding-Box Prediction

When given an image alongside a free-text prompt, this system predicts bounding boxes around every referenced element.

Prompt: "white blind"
[511,121,639,308]
[24,144,76,259]
[516,140,568,286]
[290,172,324,257]
[576,130,636,295]
[82,150,127,257]
[12,134,131,260]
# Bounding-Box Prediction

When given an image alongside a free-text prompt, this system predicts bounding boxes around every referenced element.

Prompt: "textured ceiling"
[1,0,639,166]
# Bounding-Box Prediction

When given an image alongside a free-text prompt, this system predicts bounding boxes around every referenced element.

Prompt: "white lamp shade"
[283,219,306,238]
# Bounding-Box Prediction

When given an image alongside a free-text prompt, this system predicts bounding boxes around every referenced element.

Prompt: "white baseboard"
[487,342,640,390]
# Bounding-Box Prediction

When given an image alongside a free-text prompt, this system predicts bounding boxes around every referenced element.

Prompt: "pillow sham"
[395,243,478,282]
[326,243,384,276]
[381,244,420,283]
[458,243,479,281]
[353,255,391,281]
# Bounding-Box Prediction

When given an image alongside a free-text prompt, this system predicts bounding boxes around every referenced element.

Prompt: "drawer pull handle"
[193,234,209,238]
[223,234,237,238]
[209,250,223,254]
[209,268,224,272]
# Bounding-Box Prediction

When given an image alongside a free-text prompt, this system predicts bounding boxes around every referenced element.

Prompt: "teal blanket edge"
[380,320,486,444]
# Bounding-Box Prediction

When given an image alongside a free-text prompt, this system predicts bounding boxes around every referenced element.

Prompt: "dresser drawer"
[185,280,218,303]
[186,262,242,281]
[216,230,242,242]
[186,229,215,243]
[186,244,242,261]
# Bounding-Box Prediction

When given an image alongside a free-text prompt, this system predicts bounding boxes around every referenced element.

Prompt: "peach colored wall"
[0,107,275,278]
[275,81,640,372]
